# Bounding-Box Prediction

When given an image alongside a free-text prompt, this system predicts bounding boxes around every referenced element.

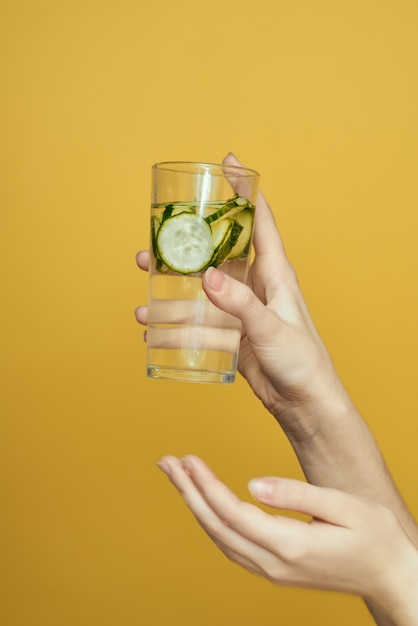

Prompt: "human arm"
[136,153,417,546]
[136,154,417,624]
[156,455,418,626]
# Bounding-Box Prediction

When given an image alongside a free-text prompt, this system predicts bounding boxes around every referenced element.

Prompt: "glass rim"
[152,160,260,178]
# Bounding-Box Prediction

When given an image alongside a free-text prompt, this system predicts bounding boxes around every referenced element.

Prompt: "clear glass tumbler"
[146,161,259,383]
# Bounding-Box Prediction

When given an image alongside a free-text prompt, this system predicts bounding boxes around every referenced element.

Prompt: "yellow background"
[1,1,417,624]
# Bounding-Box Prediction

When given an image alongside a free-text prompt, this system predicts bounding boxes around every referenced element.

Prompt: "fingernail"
[157,460,171,476]
[181,456,193,473]
[248,479,272,500]
[204,266,225,292]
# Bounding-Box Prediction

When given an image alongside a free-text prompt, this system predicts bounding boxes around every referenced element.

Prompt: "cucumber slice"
[150,215,160,258]
[162,202,196,222]
[150,215,168,271]
[205,194,250,225]
[211,218,233,250]
[210,219,244,268]
[156,212,213,274]
[226,208,254,260]
[170,205,196,218]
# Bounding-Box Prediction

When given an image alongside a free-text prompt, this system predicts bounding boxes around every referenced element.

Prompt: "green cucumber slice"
[162,202,196,222]
[151,215,168,271]
[211,218,233,250]
[210,219,244,268]
[226,208,254,260]
[205,194,250,225]
[151,215,160,258]
[156,212,213,274]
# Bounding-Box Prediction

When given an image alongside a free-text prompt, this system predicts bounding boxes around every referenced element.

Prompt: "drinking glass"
[146,161,259,383]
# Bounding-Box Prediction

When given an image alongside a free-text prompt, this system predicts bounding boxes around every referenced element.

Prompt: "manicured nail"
[248,479,272,500]
[157,460,171,476]
[204,266,225,292]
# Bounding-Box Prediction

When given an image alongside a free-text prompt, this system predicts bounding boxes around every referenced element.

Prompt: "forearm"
[278,394,418,626]
[365,602,415,626]
[277,389,418,546]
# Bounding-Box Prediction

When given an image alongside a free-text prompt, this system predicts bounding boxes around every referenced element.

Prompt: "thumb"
[202,266,281,345]
[248,477,354,527]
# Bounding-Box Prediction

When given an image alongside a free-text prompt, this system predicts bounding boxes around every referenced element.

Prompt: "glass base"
[147,365,236,384]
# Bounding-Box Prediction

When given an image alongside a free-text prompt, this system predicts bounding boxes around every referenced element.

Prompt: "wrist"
[272,378,360,446]
[271,382,393,495]
[368,542,418,625]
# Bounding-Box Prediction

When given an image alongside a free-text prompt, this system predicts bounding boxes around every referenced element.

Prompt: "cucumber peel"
[205,194,251,225]
[210,219,243,268]
[162,202,196,222]
[226,208,254,260]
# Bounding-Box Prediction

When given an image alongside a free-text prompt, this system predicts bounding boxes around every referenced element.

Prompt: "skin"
[156,455,418,626]
[136,153,418,624]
